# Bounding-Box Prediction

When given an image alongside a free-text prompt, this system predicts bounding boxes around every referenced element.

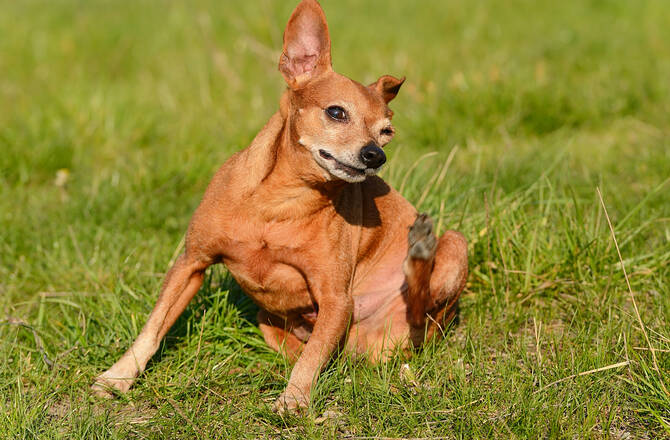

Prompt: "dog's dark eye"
[380,127,394,136]
[325,106,347,122]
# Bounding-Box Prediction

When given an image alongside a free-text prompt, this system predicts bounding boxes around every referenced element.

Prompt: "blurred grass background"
[0,0,669,438]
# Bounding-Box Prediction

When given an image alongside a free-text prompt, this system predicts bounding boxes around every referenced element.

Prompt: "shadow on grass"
[149,267,260,365]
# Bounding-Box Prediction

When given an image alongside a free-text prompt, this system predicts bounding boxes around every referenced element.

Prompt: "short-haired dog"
[93,0,468,412]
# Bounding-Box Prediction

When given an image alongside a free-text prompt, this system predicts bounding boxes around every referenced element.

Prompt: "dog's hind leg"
[429,229,467,315]
[403,213,438,328]
[403,213,468,331]
[92,252,212,397]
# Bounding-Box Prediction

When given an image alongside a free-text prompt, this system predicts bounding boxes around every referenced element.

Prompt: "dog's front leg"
[92,253,211,396]
[274,290,353,413]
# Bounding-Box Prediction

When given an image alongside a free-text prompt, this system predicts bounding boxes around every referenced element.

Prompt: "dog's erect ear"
[279,0,332,88]
[369,75,405,104]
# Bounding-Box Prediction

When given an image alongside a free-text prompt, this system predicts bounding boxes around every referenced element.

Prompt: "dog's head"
[278,0,404,183]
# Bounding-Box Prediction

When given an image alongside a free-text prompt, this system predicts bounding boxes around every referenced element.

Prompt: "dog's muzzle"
[359,143,386,169]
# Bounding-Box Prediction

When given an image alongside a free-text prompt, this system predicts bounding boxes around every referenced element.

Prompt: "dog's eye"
[380,127,394,136]
[325,106,347,122]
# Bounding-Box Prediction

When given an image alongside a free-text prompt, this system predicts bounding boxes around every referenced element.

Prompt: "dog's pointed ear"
[369,75,405,104]
[279,0,332,88]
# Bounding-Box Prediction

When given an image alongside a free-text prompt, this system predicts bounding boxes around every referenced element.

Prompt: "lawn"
[1,0,669,438]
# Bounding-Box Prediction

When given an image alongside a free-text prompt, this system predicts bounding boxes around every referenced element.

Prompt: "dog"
[92,0,468,412]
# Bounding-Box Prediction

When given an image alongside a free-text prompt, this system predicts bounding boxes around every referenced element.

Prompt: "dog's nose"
[360,143,386,169]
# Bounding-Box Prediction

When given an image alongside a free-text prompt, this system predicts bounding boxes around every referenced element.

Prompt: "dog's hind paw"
[408,213,437,260]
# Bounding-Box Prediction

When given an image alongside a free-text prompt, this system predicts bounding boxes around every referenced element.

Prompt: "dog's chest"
[222,219,317,314]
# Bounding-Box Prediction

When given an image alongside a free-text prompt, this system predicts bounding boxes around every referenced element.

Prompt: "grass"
[1,0,669,438]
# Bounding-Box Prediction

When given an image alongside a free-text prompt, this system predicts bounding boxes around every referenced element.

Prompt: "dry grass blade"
[38,291,94,297]
[416,146,458,206]
[2,317,55,368]
[190,309,207,383]
[398,151,439,195]
[534,360,630,394]
[596,187,668,396]
[167,233,186,270]
[632,347,670,353]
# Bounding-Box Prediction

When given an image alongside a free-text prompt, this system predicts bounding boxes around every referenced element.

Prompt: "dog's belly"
[351,235,408,317]
[346,245,413,357]
[348,267,412,358]
[352,265,406,322]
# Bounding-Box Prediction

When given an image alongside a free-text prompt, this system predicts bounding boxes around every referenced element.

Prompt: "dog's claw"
[91,381,116,399]
[408,213,437,260]
[91,372,134,398]
[273,391,309,415]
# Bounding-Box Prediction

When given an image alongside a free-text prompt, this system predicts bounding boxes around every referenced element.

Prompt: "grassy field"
[1,0,669,438]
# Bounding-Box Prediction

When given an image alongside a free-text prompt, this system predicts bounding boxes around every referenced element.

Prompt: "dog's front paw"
[272,390,309,414]
[91,370,134,398]
[408,213,437,260]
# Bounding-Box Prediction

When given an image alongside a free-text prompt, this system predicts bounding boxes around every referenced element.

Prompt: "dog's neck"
[249,108,351,221]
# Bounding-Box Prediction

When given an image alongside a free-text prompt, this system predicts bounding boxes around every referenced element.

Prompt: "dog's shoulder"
[206,112,284,198]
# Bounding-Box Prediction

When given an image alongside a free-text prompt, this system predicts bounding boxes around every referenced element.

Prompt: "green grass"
[1,0,669,438]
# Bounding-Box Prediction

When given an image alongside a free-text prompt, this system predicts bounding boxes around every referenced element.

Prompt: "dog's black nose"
[360,143,386,169]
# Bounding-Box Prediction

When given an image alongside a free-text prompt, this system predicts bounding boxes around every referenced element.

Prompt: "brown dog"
[92,0,467,412]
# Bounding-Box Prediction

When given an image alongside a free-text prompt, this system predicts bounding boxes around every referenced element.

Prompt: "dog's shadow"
[330,176,390,228]
[150,271,259,363]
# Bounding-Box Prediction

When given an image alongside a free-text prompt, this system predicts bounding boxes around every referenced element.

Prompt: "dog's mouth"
[318,149,366,178]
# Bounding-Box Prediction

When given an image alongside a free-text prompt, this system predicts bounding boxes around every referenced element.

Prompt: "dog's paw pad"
[408,213,437,260]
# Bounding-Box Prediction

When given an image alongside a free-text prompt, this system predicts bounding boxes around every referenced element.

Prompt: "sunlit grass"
[1,0,668,438]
